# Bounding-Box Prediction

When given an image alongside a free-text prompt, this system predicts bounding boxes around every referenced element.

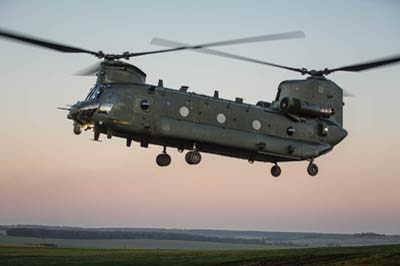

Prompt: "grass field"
[1,244,399,266]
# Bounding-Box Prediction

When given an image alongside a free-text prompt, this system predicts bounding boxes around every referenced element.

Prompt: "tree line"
[7,228,268,245]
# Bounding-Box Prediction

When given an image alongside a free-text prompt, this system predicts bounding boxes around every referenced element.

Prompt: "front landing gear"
[185,151,202,165]
[73,122,82,135]
[185,143,202,165]
[271,164,281,177]
[156,146,171,167]
[307,161,319,176]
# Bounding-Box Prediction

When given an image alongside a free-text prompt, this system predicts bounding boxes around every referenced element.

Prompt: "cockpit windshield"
[85,85,102,100]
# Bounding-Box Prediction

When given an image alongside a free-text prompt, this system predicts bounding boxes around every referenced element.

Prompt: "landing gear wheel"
[307,163,318,176]
[185,151,202,165]
[271,164,281,177]
[107,129,112,139]
[73,123,82,135]
[156,153,171,167]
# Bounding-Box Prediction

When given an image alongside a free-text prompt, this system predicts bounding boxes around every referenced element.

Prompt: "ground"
[1,244,400,266]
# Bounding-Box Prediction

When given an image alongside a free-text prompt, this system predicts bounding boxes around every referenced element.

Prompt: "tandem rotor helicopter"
[1,28,399,177]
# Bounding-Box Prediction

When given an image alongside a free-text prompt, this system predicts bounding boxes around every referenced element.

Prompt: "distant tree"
[353,232,386,238]
[6,227,268,245]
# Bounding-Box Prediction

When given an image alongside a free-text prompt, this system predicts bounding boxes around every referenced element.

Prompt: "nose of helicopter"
[67,101,100,134]
[67,106,78,120]
[68,102,99,118]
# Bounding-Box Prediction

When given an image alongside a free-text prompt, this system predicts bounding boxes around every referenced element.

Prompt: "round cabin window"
[287,127,295,136]
[140,99,150,110]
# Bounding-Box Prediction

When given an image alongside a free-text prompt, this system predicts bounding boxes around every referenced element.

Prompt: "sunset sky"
[0,0,399,234]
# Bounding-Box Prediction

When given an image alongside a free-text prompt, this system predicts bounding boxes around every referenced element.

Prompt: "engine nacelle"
[280,97,335,118]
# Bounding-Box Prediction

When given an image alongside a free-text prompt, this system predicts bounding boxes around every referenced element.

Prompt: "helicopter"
[1,29,399,177]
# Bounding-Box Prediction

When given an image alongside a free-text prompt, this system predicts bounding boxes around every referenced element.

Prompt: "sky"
[0,0,399,234]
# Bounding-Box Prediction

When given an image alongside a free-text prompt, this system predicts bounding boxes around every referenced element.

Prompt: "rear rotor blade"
[329,54,400,73]
[150,37,305,73]
[0,28,99,56]
[131,31,305,57]
[343,89,355,97]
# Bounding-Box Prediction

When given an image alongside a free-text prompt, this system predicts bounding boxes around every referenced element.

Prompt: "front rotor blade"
[150,37,304,73]
[75,62,102,76]
[329,54,400,73]
[131,31,305,57]
[0,28,99,56]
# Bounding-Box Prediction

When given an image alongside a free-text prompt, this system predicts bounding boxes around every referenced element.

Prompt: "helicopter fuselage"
[68,61,347,165]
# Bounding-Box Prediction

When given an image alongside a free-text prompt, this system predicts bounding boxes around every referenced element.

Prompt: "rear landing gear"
[156,146,171,167]
[271,164,281,177]
[307,161,319,176]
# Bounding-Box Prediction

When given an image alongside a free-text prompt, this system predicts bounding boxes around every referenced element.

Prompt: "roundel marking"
[252,120,261,130]
[179,106,189,117]
[217,113,226,124]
